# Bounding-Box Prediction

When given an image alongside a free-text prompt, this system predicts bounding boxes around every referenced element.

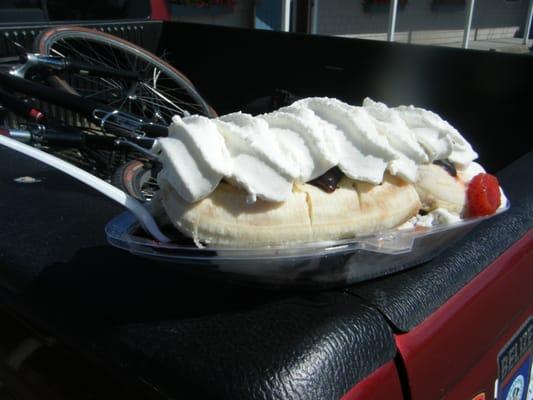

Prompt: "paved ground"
[344,33,533,55]
[442,37,532,54]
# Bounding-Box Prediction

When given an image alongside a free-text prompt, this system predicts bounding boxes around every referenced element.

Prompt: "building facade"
[171,0,531,46]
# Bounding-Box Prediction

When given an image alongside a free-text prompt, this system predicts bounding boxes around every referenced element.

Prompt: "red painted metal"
[444,311,532,399]
[150,0,171,21]
[340,360,404,400]
[395,230,533,400]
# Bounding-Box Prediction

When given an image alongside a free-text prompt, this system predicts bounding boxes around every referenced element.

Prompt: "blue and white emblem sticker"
[498,318,532,400]
[505,373,525,400]
[527,364,533,400]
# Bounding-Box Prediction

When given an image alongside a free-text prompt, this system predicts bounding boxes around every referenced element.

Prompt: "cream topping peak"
[156,97,478,203]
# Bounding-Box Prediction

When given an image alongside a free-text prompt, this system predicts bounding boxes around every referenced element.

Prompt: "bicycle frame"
[0,24,211,201]
[10,53,140,81]
[0,71,167,139]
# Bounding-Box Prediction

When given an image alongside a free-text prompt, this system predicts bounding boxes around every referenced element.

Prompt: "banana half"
[157,174,421,248]
[415,164,466,214]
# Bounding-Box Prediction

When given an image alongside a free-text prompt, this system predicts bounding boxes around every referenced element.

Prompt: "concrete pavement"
[443,37,532,54]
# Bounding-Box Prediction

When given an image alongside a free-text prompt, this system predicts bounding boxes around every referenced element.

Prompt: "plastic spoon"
[0,134,171,243]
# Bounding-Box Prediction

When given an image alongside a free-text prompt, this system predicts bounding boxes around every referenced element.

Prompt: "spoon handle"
[0,135,170,243]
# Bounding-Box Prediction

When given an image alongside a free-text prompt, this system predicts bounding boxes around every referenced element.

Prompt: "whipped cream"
[394,104,478,166]
[215,113,295,202]
[155,97,479,204]
[398,208,463,230]
[292,97,397,184]
[362,98,428,164]
[258,107,338,181]
[156,115,229,202]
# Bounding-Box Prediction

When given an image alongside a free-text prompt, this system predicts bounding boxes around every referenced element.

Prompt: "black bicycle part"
[64,58,140,81]
[0,71,105,117]
[35,26,216,122]
[0,72,168,139]
[0,87,46,123]
[15,53,141,82]
[111,159,159,202]
[0,70,163,182]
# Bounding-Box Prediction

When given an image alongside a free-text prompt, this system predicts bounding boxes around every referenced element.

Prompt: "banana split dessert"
[150,97,506,248]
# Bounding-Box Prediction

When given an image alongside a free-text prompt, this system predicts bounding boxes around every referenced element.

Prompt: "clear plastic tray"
[105,203,508,290]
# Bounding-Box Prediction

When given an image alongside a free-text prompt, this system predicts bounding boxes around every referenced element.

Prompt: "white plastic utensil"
[0,134,170,243]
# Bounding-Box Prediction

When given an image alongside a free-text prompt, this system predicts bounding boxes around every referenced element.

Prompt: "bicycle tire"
[111,159,157,202]
[34,26,216,125]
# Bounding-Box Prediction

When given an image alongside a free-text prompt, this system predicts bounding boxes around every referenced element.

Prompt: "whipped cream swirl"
[155,97,478,203]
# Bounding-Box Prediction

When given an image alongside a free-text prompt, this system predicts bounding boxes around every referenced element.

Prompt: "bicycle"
[0,26,217,201]
[32,26,215,122]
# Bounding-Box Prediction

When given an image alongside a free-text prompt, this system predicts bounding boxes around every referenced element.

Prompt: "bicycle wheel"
[111,159,158,202]
[34,26,216,125]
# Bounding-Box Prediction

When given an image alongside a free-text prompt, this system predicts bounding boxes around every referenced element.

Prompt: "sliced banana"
[159,174,421,248]
[414,164,466,214]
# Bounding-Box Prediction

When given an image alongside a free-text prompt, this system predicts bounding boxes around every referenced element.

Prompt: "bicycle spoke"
[133,94,190,115]
[145,90,203,116]
[137,96,198,113]
[138,78,196,103]
[55,39,105,68]
[83,86,119,99]
[50,48,66,57]
[139,82,183,108]
[68,73,122,91]
[43,29,212,124]
[79,37,118,68]
[106,41,122,70]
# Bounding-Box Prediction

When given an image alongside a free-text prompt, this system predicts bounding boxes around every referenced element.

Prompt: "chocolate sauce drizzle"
[309,167,344,193]
[433,159,457,177]
[308,158,457,194]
